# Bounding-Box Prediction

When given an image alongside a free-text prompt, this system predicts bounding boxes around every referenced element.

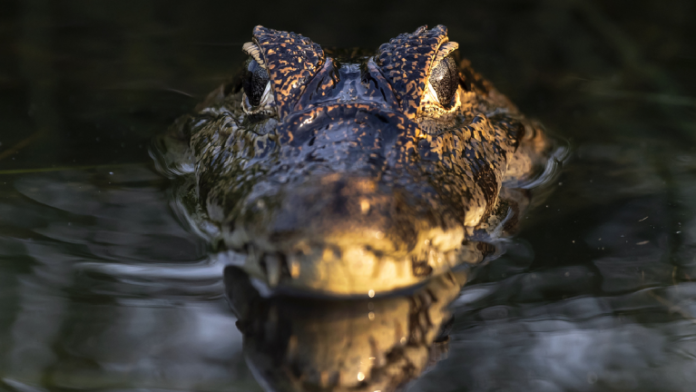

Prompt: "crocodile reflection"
[154,25,559,296]
[225,265,468,392]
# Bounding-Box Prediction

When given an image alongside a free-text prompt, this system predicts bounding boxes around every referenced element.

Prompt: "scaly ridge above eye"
[242,42,266,68]
[376,25,450,119]
[251,26,325,118]
[432,41,458,66]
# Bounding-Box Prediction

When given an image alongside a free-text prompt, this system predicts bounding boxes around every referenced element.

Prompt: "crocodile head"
[158,25,555,296]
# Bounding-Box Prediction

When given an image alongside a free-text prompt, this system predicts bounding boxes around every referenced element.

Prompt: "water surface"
[1,1,695,391]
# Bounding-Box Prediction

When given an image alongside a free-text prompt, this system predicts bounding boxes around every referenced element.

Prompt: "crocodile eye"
[427,55,458,108]
[242,59,271,108]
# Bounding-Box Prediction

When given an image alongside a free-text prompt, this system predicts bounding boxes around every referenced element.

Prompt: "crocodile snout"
[226,172,476,296]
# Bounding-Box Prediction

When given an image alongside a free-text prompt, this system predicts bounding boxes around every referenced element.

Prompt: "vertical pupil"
[243,59,269,107]
[429,56,458,108]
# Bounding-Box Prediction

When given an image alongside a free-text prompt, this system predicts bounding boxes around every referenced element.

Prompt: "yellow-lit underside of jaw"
[235,224,481,296]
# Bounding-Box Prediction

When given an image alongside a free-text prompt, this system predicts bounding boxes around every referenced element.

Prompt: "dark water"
[1,1,696,391]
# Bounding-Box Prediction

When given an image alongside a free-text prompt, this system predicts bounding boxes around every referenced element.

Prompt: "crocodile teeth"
[288,256,301,278]
[264,254,282,287]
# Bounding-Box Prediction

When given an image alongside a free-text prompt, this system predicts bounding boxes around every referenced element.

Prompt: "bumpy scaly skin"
[156,25,555,296]
[253,26,325,118]
[376,25,449,118]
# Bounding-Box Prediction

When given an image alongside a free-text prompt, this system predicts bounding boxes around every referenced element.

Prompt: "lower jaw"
[234,241,490,297]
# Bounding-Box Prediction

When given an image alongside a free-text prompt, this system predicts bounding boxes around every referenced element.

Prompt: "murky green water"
[1,1,695,391]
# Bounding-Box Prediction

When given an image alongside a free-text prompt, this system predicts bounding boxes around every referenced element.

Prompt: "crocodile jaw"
[224,223,488,296]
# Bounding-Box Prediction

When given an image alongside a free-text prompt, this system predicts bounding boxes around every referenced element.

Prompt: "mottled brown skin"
[155,25,555,296]
[254,25,325,118]
[377,25,449,118]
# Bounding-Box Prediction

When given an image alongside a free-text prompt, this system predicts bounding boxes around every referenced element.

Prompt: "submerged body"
[155,25,557,296]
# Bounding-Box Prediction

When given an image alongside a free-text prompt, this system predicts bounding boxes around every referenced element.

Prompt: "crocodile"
[154,25,558,296]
